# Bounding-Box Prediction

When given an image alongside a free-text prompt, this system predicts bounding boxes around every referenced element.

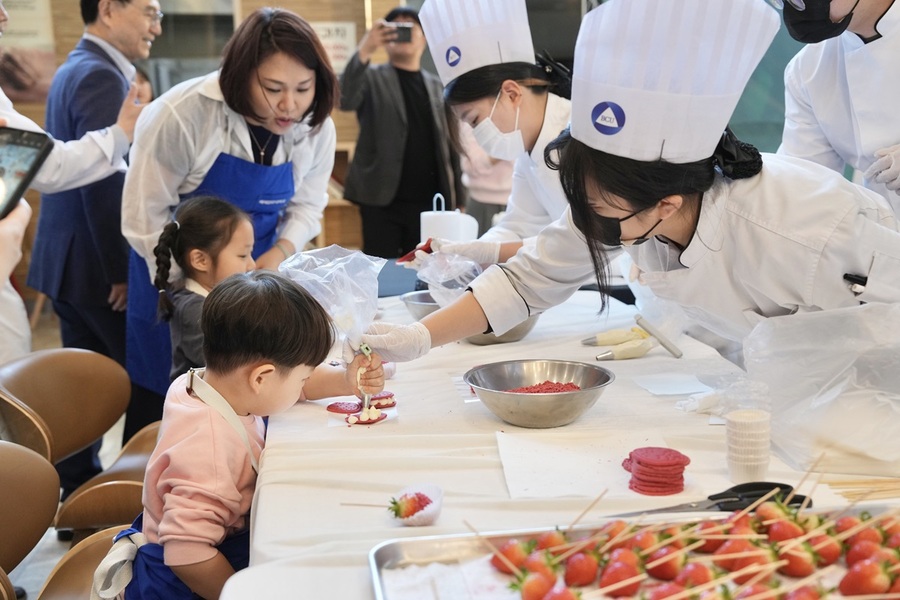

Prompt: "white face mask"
[471,90,525,161]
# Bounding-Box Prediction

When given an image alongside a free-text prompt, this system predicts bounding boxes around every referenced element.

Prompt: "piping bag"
[595,338,658,361]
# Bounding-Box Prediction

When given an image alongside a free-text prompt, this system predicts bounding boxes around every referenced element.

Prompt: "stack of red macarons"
[622,446,691,496]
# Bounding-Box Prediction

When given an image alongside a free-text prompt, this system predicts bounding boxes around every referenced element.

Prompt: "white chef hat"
[570,0,779,164]
[419,0,535,87]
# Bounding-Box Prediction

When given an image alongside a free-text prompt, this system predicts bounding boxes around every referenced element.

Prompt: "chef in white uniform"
[779,0,900,208]
[413,0,575,266]
[357,0,900,363]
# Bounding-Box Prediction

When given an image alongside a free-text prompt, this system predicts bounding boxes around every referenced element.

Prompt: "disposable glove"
[865,144,900,194]
[360,321,432,362]
[401,237,501,270]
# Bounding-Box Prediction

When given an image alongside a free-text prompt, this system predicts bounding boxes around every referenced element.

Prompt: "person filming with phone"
[340,6,465,258]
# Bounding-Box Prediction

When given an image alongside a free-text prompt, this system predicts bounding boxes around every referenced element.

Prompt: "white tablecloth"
[222,291,846,599]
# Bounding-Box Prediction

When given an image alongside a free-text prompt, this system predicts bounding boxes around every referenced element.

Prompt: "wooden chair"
[0,348,130,465]
[0,348,137,544]
[0,441,60,593]
[54,421,160,544]
[0,569,16,600]
[36,526,125,600]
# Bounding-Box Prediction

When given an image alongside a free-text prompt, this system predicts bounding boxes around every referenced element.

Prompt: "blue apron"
[119,513,250,599]
[126,152,295,395]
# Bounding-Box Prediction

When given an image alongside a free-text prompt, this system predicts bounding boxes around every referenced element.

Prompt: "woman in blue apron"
[120,7,339,440]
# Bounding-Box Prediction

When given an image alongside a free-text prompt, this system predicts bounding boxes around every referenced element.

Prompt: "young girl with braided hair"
[154,196,256,380]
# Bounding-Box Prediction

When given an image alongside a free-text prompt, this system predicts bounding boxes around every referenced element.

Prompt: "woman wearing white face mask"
[414,0,575,267]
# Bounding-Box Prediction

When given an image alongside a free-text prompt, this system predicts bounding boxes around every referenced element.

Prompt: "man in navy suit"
[27,0,162,503]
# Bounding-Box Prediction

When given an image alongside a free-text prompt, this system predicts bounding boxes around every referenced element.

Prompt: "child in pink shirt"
[94,271,383,599]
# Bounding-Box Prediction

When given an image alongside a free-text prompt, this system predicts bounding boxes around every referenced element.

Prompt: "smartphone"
[388,22,413,43]
[0,126,53,220]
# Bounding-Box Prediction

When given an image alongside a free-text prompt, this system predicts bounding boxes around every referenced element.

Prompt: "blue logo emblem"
[446,46,462,67]
[591,101,625,135]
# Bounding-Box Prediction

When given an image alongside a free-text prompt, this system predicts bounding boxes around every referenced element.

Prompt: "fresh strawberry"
[725,511,754,532]
[542,588,579,600]
[797,511,824,533]
[838,557,892,596]
[606,547,642,568]
[660,525,688,549]
[766,518,804,542]
[601,520,630,551]
[846,539,884,567]
[777,542,817,578]
[711,538,754,571]
[674,562,714,588]
[847,525,885,547]
[888,531,900,549]
[891,576,900,594]
[645,545,687,581]
[835,514,862,534]
[512,571,555,600]
[491,539,534,574]
[754,500,790,529]
[808,533,841,567]
[598,560,643,597]
[523,550,558,583]
[784,584,823,600]
[730,545,777,585]
[388,492,431,519]
[535,529,568,554]
[628,529,660,553]
[563,551,598,587]
[694,520,726,553]
[646,582,687,600]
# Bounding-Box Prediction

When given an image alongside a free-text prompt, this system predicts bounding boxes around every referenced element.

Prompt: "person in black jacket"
[340,6,466,259]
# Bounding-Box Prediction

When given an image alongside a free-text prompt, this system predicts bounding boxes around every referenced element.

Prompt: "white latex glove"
[360,321,431,362]
[403,237,502,270]
[865,144,900,194]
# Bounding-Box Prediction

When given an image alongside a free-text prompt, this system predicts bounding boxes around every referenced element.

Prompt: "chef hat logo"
[571,0,779,163]
[420,0,535,87]
[592,102,626,136]
[446,46,462,68]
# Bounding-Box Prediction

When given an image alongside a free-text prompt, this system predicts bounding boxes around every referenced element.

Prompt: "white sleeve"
[777,57,846,174]
[0,89,128,193]
[277,118,336,248]
[480,156,555,243]
[122,99,194,277]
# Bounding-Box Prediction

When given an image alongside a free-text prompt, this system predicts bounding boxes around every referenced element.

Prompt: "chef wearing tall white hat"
[410,0,577,268]
[357,0,900,364]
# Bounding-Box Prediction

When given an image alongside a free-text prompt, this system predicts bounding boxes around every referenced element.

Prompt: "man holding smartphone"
[340,6,465,258]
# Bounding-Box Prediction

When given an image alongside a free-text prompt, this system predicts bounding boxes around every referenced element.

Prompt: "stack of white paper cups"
[725,408,771,483]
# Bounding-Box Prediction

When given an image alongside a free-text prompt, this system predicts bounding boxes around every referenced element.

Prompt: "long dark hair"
[443,54,571,152]
[545,127,762,309]
[153,196,251,321]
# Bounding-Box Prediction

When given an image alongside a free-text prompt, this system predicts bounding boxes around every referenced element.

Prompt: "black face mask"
[783,0,859,44]
[595,209,661,247]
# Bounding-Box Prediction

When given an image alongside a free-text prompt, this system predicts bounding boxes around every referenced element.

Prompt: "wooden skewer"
[738,564,838,600]
[831,507,900,544]
[339,502,385,508]
[695,532,767,540]
[824,477,900,487]
[731,486,783,523]
[730,559,789,597]
[840,488,900,501]
[461,520,522,578]
[643,540,705,569]
[688,548,772,563]
[595,517,649,555]
[784,452,825,505]
[549,530,608,561]
[797,470,824,513]
[777,517,836,554]
[566,489,608,532]
[639,524,700,556]
[580,571,649,599]
[651,560,782,600]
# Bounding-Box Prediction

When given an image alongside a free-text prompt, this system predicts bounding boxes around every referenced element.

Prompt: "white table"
[222,292,844,599]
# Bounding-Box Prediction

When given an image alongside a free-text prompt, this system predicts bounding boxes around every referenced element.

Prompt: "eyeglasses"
[137,5,164,24]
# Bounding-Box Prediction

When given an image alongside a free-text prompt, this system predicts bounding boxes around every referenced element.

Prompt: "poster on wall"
[311,22,356,75]
[0,0,57,103]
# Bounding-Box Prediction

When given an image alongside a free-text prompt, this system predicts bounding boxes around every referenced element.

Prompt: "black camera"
[388,22,413,43]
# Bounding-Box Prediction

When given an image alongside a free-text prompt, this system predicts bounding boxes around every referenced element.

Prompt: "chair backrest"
[0,441,61,573]
[0,349,130,464]
[36,526,124,600]
[0,568,16,600]
[0,384,52,461]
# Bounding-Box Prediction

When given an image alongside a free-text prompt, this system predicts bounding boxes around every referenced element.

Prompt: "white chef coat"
[121,72,336,277]
[470,154,900,340]
[0,86,129,364]
[479,93,571,244]
[779,0,900,209]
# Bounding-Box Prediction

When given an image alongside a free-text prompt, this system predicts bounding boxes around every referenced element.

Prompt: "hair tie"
[158,289,166,295]
[712,127,763,180]
[173,220,180,230]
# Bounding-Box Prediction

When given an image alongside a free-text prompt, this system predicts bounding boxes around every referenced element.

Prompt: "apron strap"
[187,369,260,473]
[91,531,148,600]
